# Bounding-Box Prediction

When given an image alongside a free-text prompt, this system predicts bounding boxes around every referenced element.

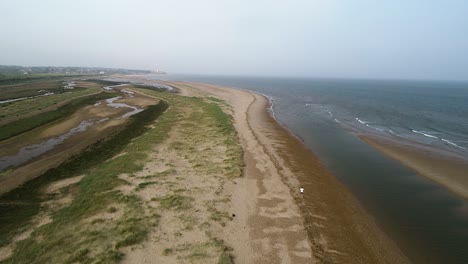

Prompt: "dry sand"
[361,135,468,200]
[159,80,411,264]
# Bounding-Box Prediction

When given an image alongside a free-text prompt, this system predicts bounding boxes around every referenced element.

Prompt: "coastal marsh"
[0,92,112,141]
[0,82,101,124]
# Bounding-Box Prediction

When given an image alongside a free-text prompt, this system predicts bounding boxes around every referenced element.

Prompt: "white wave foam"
[334,118,341,124]
[441,139,466,150]
[355,117,384,132]
[253,91,276,119]
[367,125,384,132]
[411,130,438,139]
[355,118,368,125]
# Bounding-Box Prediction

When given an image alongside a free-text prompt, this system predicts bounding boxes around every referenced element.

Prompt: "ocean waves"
[411,130,439,139]
[348,111,467,152]
[410,130,466,149]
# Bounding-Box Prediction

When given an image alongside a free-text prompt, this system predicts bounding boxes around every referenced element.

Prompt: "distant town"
[0,65,165,77]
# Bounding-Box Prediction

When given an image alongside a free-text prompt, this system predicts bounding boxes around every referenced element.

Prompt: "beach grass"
[0,86,243,263]
[0,100,168,250]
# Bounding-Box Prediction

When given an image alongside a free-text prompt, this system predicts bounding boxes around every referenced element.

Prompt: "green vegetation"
[0,92,112,141]
[162,238,233,263]
[157,194,194,211]
[138,168,176,179]
[0,85,101,123]
[0,73,87,86]
[0,85,243,263]
[0,80,64,101]
[218,251,234,264]
[0,100,168,249]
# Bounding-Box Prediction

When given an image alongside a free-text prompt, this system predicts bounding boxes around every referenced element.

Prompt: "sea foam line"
[355,117,385,132]
[355,117,368,125]
[411,130,438,139]
[441,139,466,150]
[251,91,276,119]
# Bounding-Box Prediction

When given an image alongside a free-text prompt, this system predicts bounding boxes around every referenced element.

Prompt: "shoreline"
[250,91,410,263]
[360,134,468,200]
[159,79,410,263]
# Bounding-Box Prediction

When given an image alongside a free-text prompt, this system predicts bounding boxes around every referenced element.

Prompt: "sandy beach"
[0,75,413,263]
[160,80,411,263]
[361,135,468,200]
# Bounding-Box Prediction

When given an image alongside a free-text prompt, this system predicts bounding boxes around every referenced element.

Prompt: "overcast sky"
[1,0,467,80]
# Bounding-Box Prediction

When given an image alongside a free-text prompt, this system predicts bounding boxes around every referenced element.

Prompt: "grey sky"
[1,0,467,80]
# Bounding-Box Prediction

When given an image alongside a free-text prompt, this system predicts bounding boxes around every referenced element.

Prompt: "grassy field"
[0,86,242,263]
[0,80,65,101]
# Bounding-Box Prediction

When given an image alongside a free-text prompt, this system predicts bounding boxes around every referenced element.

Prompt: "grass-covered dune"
[0,87,242,263]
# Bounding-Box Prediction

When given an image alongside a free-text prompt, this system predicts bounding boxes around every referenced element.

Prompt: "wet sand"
[161,80,410,263]
[360,135,468,200]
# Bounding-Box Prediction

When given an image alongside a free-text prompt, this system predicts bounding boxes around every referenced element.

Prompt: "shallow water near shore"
[155,74,468,263]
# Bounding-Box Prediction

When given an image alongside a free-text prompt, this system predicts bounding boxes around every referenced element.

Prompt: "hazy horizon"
[1,0,468,81]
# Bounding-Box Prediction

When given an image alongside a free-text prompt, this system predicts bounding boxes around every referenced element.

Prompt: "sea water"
[153,74,468,263]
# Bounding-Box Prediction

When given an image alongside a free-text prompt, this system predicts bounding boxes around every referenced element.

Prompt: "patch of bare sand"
[0,247,12,262]
[43,175,85,194]
[361,135,468,200]
[118,100,238,263]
